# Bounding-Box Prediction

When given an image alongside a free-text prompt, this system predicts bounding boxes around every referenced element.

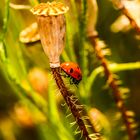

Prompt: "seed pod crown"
[31,1,69,16]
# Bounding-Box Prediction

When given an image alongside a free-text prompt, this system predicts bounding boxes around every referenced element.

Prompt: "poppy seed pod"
[31,2,69,68]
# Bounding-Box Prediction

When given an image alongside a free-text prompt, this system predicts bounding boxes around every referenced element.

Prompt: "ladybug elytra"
[60,62,82,85]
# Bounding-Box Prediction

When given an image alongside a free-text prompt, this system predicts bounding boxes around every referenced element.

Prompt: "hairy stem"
[88,36,135,140]
[51,67,99,140]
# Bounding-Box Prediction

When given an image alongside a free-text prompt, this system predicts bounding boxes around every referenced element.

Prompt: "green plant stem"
[0,0,9,61]
[65,15,77,62]
[86,62,140,93]
[80,0,87,75]
[0,0,10,40]
[109,62,140,72]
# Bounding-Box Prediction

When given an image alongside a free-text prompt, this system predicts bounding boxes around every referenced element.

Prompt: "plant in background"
[87,0,139,140]
[110,0,140,34]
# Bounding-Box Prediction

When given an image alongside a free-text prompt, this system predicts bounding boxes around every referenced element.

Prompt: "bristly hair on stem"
[51,67,101,140]
[88,35,136,140]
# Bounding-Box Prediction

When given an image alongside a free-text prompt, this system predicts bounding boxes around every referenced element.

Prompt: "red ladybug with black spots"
[60,62,82,85]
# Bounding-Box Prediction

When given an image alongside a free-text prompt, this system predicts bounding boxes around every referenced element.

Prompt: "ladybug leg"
[74,79,80,87]
[75,84,78,88]
[72,78,76,84]
[69,77,74,85]
[73,78,78,85]
[60,71,69,78]
[73,79,78,88]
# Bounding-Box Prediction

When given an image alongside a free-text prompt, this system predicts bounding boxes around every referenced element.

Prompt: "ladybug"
[60,62,82,85]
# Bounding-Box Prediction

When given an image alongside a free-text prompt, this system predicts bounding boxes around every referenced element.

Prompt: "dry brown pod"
[31,2,69,68]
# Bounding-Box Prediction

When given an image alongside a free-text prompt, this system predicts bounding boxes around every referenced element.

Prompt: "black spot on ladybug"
[70,68,73,73]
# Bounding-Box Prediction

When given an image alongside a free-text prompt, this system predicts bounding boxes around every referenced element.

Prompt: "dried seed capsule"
[31,2,69,68]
